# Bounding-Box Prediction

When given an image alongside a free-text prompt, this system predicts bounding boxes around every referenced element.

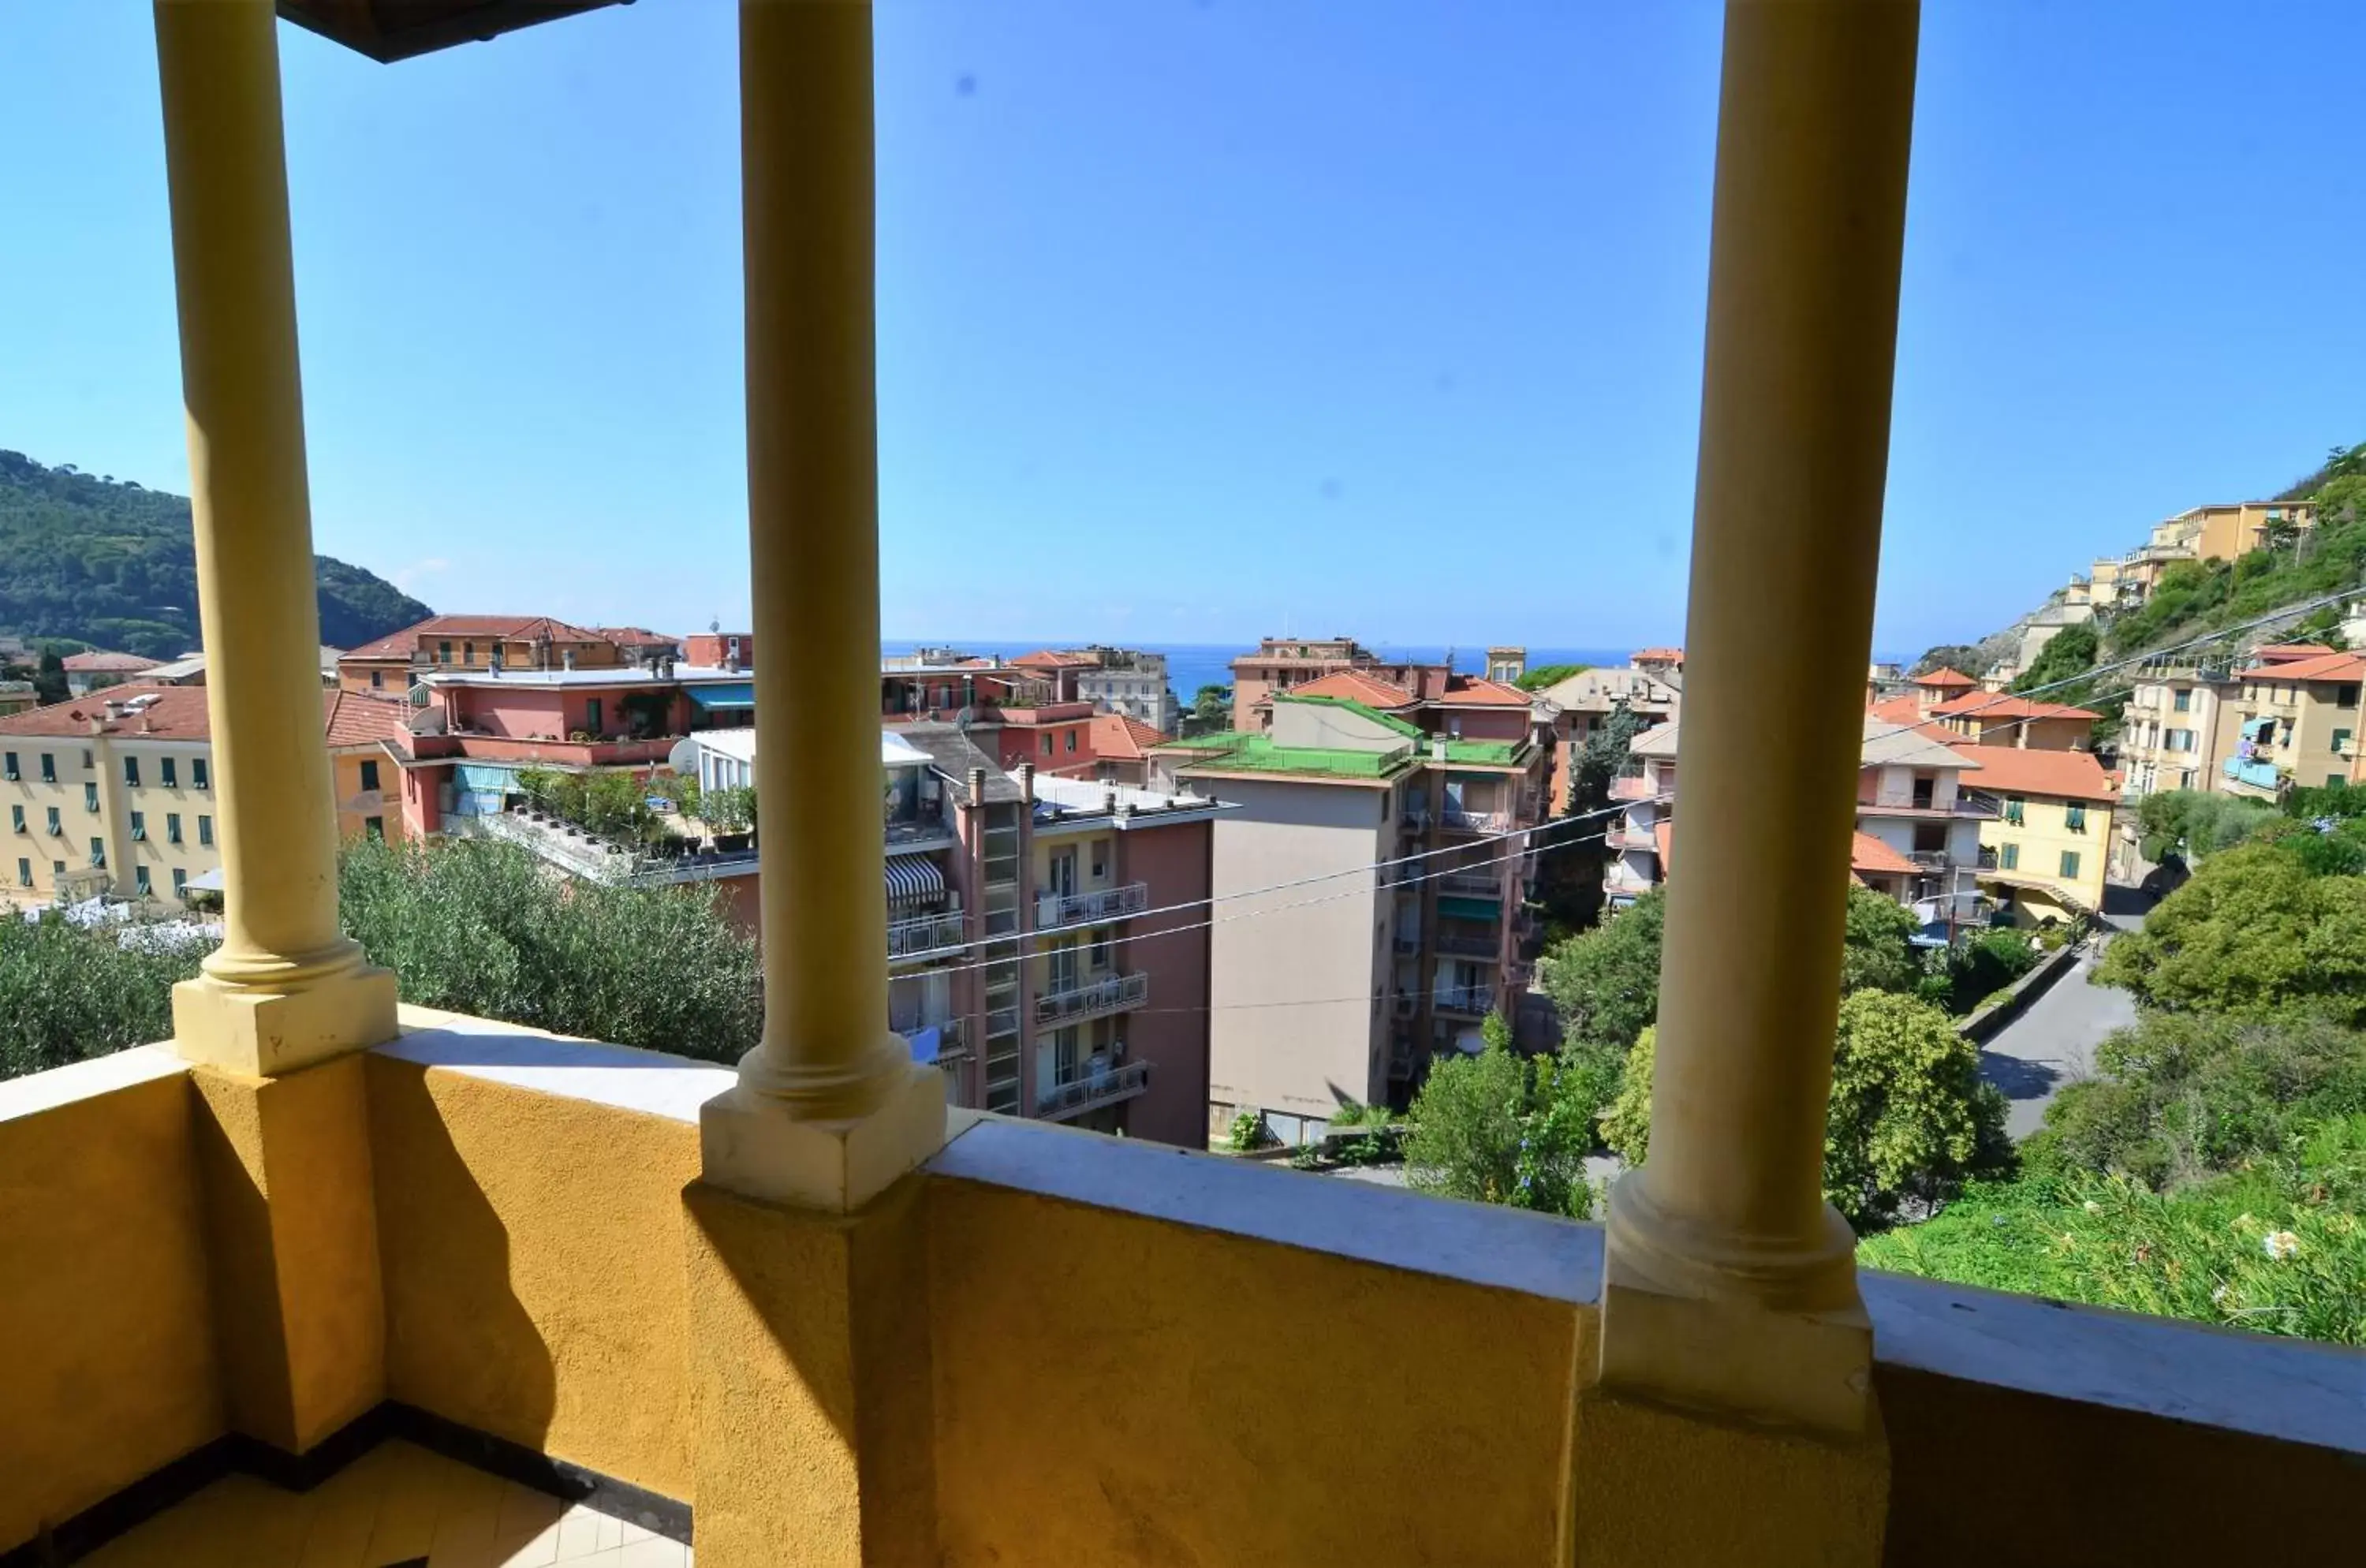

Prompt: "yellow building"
[0,683,408,909]
[3,7,2355,1568]
[2222,648,2365,797]
[1957,745,2116,921]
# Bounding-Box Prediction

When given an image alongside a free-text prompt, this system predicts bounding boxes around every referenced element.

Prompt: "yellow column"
[699,0,943,1211]
[154,0,395,1075]
[1598,0,1916,1434]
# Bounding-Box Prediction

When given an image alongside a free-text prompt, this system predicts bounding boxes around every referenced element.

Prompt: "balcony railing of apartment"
[1036,1053,1152,1120]
[1435,931,1500,961]
[1607,772,1656,801]
[2222,756,2282,790]
[1436,872,1504,898]
[1032,970,1150,1028]
[1438,805,1510,834]
[1035,880,1149,928]
[887,907,967,961]
[1606,823,1659,853]
[32,12,2360,1568]
[1906,849,1954,872]
[886,815,959,850]
[1432,984,1495,1015]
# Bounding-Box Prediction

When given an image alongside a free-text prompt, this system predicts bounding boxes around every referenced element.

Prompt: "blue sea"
[883,640,1636,699]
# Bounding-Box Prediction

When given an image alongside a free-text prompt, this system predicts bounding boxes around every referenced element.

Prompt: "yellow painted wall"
[923,1174,1586,1566]
[331,749,402,842]
[1981,793,2110,917]
[0,1068,223,1547]
[364,1053,703,1502]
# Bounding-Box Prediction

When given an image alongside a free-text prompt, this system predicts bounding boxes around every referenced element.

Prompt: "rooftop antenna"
[710,616,721,633]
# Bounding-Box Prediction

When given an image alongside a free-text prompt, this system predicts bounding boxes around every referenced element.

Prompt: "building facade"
[1955,745,2116,922]
[659,722,1224,1148]
[2119,665,2243,800]
[0,682,407,909]
[337,614,636,695]
[1151,683,1550,1141]
[1614,717,1992,930]
[1929,694,2099,751]
[2220,648,2365,797]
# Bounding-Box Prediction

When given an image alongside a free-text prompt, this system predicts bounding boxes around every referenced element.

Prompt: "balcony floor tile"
[77,1439,682,1568]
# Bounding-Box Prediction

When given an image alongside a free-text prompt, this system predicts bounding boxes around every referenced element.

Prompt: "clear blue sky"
[3,2,2359,655]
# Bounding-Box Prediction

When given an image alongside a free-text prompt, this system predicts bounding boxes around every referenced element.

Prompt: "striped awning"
[885,853,945,909]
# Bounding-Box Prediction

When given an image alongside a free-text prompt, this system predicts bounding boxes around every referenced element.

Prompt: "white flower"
[2263,1230,2301,1262]
[2083,1200,2102,1215]
[2211,1285,2229,1305]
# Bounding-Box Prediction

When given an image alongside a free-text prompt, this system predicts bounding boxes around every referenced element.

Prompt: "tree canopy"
[1605,991,2010,1227]
[0,448,430,657]
[2095,842,2366,1021]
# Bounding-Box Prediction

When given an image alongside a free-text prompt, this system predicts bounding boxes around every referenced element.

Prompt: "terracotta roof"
[1947,745,2118,801]
[1087,711,1166,761]
[1631,647,1685,663]
[1435,674,1532,707]
[2238,650,2366,684]
[1867,694,1958,743]
[323,690,409,749]
[1912,666,1977,689]
[1930,694,2101,722]
[1289,670,1416,707]
[0,682,408,752]
[1850,831,1918,877]
[593,625,677,647]
[1013,650,1101,670]
[2251,642,2336,663]
[62,651,162,672]
[341,614,609,662]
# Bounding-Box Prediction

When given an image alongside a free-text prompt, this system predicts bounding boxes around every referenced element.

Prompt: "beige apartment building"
[0,683,407,909]
[2120,665,2244,801]
[2092,500,2318,607]
[1533,659,1682,814]
[1153,681,1548,1143]
[2221,648,2365,798]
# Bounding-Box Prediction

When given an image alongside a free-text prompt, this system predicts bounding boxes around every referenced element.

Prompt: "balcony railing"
[887,908,967,961]
[1435,931,1499,960]
[1438,805,1509,834]
[1433,984,1494,1015]
[1436,872,1503,898]
[1036,1055,1151,1119]
[1608,773,1656,801]
[1033,971,1149,1027]
[1036,881,1149,928]
[2222,756,2282,790]
[886,815,959,849]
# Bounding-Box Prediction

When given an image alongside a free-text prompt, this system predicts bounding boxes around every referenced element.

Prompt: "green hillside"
[0,448,431,659]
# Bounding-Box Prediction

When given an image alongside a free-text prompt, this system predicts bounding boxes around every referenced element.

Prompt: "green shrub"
[0,915,209,1081]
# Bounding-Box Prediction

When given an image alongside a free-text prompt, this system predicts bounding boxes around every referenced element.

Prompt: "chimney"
[562,648,577,671]
[1429,737,1447,761]
[967,766,987,811]
[1018,763,1036,802]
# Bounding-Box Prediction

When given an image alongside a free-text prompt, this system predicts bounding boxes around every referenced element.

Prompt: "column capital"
[700,1066,946,1215]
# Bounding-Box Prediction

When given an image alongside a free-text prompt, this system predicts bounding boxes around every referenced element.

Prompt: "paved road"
[1980,941,2139,1138]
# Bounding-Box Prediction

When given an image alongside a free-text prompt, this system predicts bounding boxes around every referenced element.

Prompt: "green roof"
[1152,732,1413,781]
[1442,738,1524,767]
[1273,693,1425,740]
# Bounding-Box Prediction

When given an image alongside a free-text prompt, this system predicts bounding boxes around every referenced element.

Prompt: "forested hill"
[0,449,431,657]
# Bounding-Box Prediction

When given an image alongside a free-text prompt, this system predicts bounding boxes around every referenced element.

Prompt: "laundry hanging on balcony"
[884,853,946,910]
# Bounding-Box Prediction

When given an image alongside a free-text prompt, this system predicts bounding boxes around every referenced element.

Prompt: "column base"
[700,1066,946,1214]
[1568,1386,1888,1568]
[172,962,400,1077]
[1596,1174,1873,1435]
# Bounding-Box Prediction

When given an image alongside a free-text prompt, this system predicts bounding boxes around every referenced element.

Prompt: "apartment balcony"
[1392,933,1421,956]
[886,815,960,853]
[1605,823,1659,853]
[2222,756,2282,794]
[1035,880,1149,928]
[1432,984,1495,1016]
[887,907,967,962]
[1437,805,1510,834]
[1607,772,1656,801]
[1434,931,1500,961]
[1032,970,1150,1028]
[1435,872,1504,899]
[1035,1051,1151,1121]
